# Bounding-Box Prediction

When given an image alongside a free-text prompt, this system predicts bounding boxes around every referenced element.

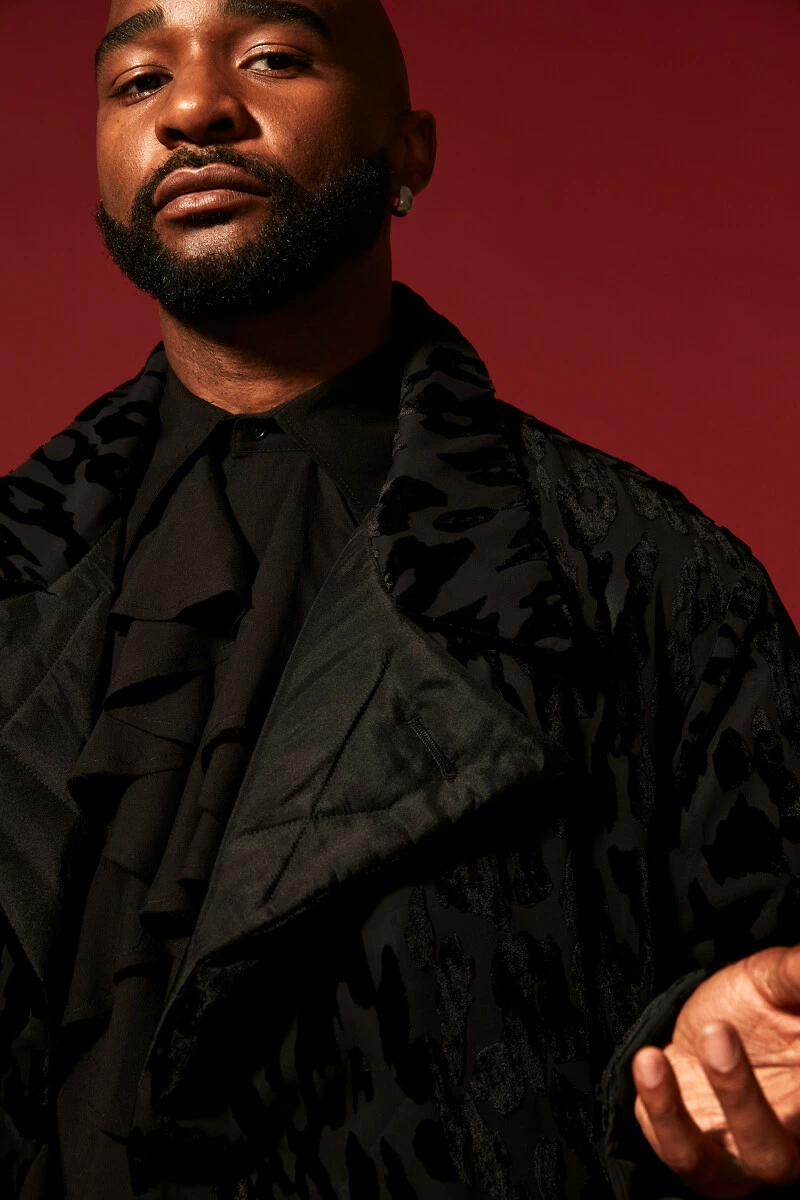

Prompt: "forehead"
[104,0,337,35]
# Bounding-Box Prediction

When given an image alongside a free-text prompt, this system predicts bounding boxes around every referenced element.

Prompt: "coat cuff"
[598,969,708,1199]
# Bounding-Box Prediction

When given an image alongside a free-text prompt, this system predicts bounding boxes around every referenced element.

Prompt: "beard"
[96,147,393,320]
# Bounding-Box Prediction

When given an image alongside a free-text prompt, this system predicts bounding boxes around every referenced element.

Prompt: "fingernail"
[702,1024,739,1073]
[636,1051,665,1089]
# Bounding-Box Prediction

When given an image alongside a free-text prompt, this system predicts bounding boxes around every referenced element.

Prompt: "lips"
[153,164,271,214]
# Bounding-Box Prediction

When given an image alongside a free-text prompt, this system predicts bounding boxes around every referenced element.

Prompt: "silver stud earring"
[392,185,415,218]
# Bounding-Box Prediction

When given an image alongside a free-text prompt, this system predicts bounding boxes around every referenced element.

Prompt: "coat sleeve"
[599,559,800,1199]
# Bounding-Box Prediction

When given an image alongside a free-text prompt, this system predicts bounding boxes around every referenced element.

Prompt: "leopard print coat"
[1,286,799,1199]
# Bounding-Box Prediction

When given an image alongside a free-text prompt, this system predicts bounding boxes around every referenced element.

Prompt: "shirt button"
[245,421,268,441]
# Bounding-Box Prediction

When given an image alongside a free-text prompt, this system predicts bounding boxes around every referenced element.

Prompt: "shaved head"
[330,0,411,113]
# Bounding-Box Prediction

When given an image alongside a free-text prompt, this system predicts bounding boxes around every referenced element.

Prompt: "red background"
[1,0,798,620]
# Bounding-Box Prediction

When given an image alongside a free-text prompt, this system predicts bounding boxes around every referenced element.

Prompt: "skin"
[96,2,800,1192]
[96,0,436,412]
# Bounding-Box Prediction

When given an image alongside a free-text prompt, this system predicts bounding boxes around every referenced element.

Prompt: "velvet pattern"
[1,286,799,1199]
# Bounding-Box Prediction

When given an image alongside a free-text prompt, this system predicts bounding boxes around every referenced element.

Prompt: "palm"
[633,946,800,1195]
[666,956,800,1156]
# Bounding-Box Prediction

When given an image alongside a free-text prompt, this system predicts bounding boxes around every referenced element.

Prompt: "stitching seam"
[254,654,393,904]
[276,412,363,513]
[0,742,71,813]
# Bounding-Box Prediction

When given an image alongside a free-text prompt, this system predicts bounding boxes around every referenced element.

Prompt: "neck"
[158,249,394,414]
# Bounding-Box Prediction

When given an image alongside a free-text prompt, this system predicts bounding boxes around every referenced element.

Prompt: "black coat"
[2,287,799,1200]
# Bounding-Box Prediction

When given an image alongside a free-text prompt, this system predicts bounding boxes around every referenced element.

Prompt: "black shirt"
[53,346,402,1200]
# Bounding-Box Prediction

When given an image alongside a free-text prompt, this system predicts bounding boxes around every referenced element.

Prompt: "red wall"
[2,0,799,621]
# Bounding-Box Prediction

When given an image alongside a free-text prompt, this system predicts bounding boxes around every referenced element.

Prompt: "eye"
[112,72,170,102]
[245,49,311,75]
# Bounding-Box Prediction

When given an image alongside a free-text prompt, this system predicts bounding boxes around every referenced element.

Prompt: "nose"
[155,60,250,149]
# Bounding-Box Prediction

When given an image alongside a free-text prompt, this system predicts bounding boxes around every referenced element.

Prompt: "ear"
[387,109,438,199]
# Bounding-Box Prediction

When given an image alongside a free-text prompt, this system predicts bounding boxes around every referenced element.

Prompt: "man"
[1,0,799,1196]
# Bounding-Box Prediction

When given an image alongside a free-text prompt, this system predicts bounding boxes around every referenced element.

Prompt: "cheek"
[255,87,378,187]
[96,113,152,219]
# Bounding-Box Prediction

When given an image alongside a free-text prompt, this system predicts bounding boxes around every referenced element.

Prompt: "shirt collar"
[269,338,403,519]
[125,338,403,558]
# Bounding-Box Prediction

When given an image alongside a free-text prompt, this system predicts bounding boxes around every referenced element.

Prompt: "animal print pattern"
[2,286,800,1199]
[0,360,164,592]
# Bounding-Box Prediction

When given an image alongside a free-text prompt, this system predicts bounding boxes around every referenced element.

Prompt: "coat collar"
[0,285,571,655]
[0,286,573,1007]
[373,286,573,653]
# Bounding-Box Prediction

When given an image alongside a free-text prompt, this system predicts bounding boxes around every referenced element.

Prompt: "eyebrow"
[222,0,330,39]
[95,0,330,74]
[96,7,164,73]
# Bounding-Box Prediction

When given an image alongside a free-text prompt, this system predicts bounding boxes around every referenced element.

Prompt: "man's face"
[95,0,402,316]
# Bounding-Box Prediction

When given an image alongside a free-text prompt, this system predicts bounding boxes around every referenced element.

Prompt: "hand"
[632,946,800,1197]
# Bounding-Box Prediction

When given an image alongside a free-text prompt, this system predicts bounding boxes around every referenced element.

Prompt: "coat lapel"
[137,525,560,1121]
[169,528,552,989]
[0,356,165,989]
[0,527,120,986]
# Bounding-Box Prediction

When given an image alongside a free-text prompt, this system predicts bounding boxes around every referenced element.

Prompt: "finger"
[698,1022,800,1188]
[633,1047,729,1185]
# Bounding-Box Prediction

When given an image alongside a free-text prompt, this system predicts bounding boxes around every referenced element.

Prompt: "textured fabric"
[0,285,798,1200]
[52,354,401,1198]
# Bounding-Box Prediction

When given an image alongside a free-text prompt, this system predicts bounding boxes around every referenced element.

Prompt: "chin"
[163,230,262,266]
[159,218,263,258]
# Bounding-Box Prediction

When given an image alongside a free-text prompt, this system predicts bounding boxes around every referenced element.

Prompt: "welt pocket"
[405,714,458,781]
[313,673,461,821]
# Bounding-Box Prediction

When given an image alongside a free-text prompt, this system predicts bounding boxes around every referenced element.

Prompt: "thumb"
[752,944,800,1008]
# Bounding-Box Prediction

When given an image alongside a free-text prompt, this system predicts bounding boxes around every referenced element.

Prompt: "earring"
[392,185,415,218]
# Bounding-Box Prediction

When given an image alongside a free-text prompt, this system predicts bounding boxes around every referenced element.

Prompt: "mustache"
[131,146,300,221]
